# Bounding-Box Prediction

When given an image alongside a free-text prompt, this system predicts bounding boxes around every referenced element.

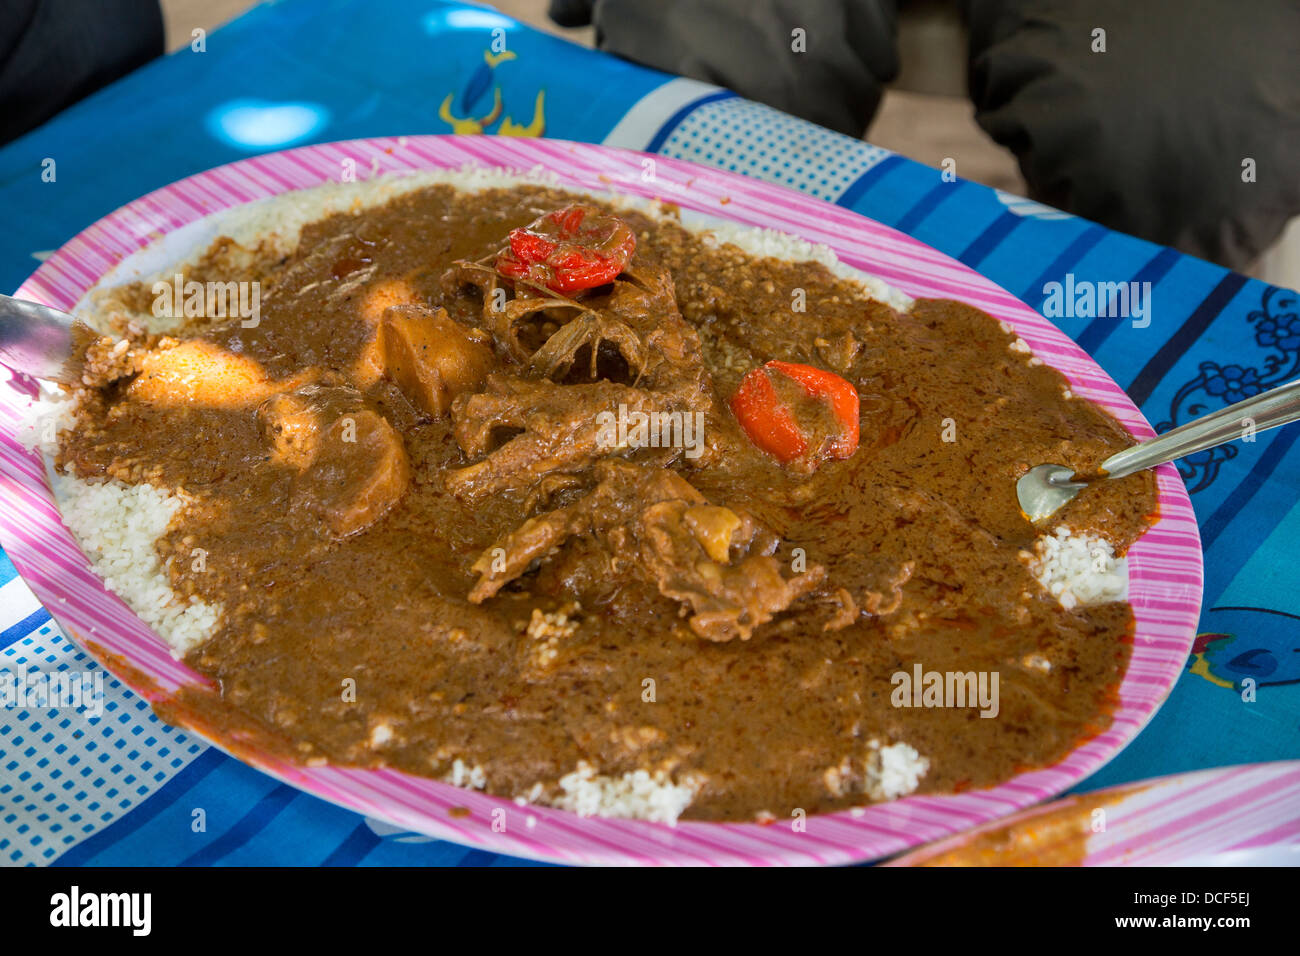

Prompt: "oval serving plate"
[0,136,1203,865]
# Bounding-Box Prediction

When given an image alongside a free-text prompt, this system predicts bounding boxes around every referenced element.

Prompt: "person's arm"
[0,0,163,146]
[967,0,1300,269]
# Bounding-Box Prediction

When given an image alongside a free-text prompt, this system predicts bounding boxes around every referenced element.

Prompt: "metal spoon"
[1018,378,1300,524]
[0,293,93,385]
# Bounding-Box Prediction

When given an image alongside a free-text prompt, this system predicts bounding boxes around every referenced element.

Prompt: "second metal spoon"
[1018,378,1300,523]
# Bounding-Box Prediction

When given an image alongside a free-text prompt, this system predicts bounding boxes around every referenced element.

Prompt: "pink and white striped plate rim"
[888,761,1300,865]
[0,136,1204,866]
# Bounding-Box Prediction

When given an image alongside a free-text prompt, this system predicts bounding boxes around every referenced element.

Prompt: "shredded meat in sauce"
[58,184,1156,821]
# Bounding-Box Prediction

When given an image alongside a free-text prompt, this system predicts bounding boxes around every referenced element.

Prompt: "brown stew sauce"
[59,184,1157,820]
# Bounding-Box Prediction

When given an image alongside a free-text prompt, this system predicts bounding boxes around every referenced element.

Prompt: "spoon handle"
[1100,378,1300,480]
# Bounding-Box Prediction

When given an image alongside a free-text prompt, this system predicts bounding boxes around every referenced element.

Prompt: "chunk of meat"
[467,461,824,641]
[128,339,306,408]
[467,461,703,601]
[289,408,410,538]
[635,499,826,642]
[443,256,715,500]
[377,305,494,417]
[446,375,683,501]
[814,330,863,374]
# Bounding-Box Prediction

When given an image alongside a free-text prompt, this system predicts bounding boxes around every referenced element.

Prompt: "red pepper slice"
[496,204,636,295]
[730,360,860,466]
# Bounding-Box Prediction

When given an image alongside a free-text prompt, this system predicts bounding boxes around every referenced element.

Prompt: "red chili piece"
[496,204,636,295]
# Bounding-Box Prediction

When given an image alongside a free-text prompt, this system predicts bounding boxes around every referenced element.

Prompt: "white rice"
[552,761,700,825]
[49,467,220,656]
[865,740,930,801]
[692,219,914,312]
[446,758,488,791]
[19,385,222,658]
[1025,526,1128,609]
[16,384,77,453]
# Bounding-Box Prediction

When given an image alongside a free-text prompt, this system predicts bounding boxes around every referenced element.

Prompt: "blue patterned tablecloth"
[0,0,1296,866]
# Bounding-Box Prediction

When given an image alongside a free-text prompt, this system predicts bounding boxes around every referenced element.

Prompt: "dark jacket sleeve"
[967,0,1300,269]
[0,0,163,145]
[552,0,901,137]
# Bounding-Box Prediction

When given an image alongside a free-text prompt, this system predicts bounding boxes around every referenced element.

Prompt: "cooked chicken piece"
[467,461,824,641]
[377,305,494,417]
[467,504,594,603]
